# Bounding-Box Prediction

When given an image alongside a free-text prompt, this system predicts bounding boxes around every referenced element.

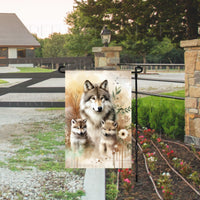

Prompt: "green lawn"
[7,115,84,176]
[161,89,185,98]
[16,67,55,73]
[8,119,66,171]
[138,89,185,108]
[0,79,8,84]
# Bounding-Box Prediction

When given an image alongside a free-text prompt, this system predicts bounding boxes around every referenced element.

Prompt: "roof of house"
[0,13,40,47]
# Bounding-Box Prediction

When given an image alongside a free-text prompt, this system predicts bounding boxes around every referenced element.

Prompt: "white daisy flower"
[166,172,171,177]
[162,172,170,177]
[162,172,166,176]
[118,129,129,140]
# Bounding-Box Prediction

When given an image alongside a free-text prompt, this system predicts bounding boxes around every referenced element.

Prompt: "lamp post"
[93,26,121,69]
[100,26,111,47]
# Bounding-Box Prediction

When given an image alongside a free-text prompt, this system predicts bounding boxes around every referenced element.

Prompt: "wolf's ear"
[113,121,118,128]
[84,80,94,91]
[71,119,76,124]
[100,80,108,90]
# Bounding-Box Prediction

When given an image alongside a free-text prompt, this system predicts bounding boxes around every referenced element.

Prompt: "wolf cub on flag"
[99,120,118,156]
[70,119,88,152]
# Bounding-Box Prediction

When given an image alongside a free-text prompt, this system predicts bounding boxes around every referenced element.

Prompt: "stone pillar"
[92,46,122,69]
[180,39,200,146]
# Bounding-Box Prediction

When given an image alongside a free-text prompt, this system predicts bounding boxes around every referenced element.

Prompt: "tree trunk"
[143,54,146,74]
[185,0,199,39]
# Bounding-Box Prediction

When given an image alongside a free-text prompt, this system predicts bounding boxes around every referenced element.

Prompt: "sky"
[1,0,75,38]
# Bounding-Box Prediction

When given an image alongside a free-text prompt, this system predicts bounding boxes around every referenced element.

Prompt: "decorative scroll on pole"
[133,66,143,182]
[58,65,65,73]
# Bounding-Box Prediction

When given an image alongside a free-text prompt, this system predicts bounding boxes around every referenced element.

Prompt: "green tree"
[42,33,68,58]
[64,6,102,56]
[64,30,101,56]
[120,36,183,63]
[143,0,200,42]
[73,0,200,42]
[32,34,43,57]
[64,0,196,60]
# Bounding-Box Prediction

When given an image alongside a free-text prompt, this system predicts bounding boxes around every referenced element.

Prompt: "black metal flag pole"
[134,66,143,182]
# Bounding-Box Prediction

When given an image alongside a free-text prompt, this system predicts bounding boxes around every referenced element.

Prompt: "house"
[0,13,40,67]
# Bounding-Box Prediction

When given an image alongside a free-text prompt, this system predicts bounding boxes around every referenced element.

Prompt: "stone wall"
[92,46,122,69]
[180,39,200,146]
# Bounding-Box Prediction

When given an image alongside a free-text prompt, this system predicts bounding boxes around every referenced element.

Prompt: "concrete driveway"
[0,66,20,73]
[0,67,65,125]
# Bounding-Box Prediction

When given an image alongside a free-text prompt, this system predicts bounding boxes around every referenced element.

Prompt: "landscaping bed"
[106,129,200,200]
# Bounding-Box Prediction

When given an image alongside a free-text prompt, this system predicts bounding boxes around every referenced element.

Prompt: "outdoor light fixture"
[100,26,111,47]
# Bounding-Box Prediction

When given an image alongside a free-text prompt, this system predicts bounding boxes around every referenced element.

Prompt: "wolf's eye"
[91,96,96,100]
[100,96,104,100]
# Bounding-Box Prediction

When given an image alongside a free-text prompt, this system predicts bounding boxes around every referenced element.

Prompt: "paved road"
[132,72,185,93]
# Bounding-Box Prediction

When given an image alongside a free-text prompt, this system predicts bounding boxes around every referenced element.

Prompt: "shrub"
[138,101,151,128]
[106,171,118,200]
[132,93,185,140]
[106,184,118,200]
[162,104,185,139]
[149,103,168,133]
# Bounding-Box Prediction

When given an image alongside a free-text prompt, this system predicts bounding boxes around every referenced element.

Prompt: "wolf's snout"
[105,133,108,136]
[80,132,84,135]
[98,106,102,112]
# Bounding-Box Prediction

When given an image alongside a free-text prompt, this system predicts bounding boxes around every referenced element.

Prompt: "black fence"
[0,56,94,108]
[0,70,65,107]
[0,56,94,69]
[132,76,185,100]
[0,65,185,108]
[119,63,185,72]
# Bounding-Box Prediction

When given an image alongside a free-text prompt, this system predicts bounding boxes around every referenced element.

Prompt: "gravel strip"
[0,168,84,199]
